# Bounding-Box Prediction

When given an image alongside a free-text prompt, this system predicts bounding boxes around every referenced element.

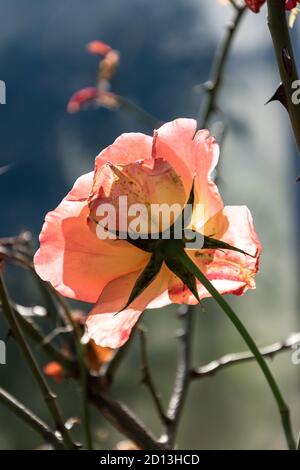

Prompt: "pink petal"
[86,266,170,348]
[91,133,153,204]
[34,172,150,303]
[95,132,153,168]
[155,118,223,224]
[169,205,261,303]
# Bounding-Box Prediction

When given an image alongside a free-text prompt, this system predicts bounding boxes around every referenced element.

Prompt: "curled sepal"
[165,252,200,303]
[117,251,164,313]
[202,235,257,258]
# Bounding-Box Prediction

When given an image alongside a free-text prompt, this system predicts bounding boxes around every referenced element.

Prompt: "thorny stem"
[172,246,296,450]
[267,0,300,153]
[163,305,194,448]
[0,275,76,449]
[138,326,169,426]
[196,4,246,130]
[47,285,93,450]
[0,387,65,450]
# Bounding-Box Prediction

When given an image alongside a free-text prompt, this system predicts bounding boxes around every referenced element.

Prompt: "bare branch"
[191,332,300,379]
[0,274,77,449]
[196,4,246,130]
[163,305,195,448]
[0,387,64,450]
[1,253,165,450]
[138,326,169,425]
[88,388,165,450]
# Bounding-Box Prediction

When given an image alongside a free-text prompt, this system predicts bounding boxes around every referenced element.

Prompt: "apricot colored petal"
[86,266,170,348]
[169,206,261,303]
[91,133,153,202]
[95,132,152,169]
[155,118,223,224]
[34,173,149,303]
[193,135,224,228]
[154,118,196,193]
[147,290,172,309]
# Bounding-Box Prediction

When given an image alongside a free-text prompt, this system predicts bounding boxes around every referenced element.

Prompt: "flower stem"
[267,0,300,153]
[164,243,296,450]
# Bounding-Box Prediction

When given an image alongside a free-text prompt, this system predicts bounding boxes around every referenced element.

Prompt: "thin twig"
[163,305,194,448]
[138,326,169,425]
[0,387,65,450]
[0,274,76,449]
[196,4,246,130]
[228,0,241,10]
[47,284,93,450]
[88,389,165,450]
[191,332,300,379]
[15,310,76,372]
[118,96,162,130]
[267,0,300,153]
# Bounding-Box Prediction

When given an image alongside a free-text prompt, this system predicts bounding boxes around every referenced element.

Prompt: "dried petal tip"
[86,40,112,56]
[67,87,98,113]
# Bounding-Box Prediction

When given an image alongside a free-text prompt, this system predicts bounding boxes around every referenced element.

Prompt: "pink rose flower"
[34,119,261,348]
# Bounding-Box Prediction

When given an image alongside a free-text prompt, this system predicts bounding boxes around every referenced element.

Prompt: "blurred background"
[0,0,300,450]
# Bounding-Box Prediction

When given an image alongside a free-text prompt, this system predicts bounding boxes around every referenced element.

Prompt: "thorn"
[265,83,288,110]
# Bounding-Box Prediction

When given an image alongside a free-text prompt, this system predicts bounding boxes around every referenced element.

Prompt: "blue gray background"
[0,0,300,449]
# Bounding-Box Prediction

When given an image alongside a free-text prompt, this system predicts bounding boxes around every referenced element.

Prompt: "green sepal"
[165,251,200,304]
[117,251,164,313]
[183,228,256,258]
[202,235,256,258]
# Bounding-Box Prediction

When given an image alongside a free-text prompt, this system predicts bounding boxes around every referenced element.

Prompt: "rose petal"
[169,205,261,303]
[155,118,223,225]
[34,173,150,303]
[86,266,170,348]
